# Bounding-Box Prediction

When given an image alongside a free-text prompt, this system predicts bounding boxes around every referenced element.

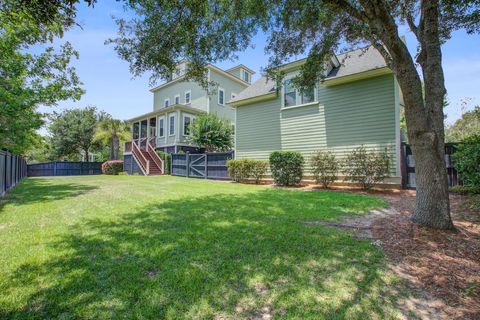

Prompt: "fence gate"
[171,152,233,180]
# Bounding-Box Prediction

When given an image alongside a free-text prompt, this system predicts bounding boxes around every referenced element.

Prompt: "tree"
[0,1,84,154]
[109,0,480,230]
[94,116,131,160]
[25,136,56,164]
[446,106,480,142]
[188,113,233,152]
[49,107,100,162]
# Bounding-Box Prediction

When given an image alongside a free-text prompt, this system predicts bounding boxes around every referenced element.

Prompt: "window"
[169,114,175,136]
[185,91,191,104]
[174,95,180,105]
[132,122,139,140]
[149,117,156,137]
[242,69,250,83]
[164,98,170,108]
[158,117,165,137]
[283,80,296,107]
[183,115,192,136]
[218,88,225,105]
[283,79,316,108]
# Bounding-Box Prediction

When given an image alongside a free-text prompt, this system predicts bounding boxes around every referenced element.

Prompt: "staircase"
[140,150,162,175]
[131,138,164,176]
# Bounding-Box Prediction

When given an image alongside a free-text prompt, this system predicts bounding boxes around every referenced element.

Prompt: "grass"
[0,175,400,319]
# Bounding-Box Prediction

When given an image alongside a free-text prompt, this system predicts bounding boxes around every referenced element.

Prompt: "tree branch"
[324,0,368,23]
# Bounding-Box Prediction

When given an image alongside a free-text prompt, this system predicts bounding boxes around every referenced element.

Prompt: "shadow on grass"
[0,189,398,319]
[0,178,98,213]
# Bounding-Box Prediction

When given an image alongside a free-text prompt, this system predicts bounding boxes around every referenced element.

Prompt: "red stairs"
[140,150,162,175]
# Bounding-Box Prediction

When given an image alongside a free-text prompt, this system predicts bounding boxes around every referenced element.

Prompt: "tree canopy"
[0,0,85,154]
[446,105,480,142]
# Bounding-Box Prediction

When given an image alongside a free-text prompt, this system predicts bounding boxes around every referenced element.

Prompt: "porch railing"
[132,140,149,175]
[147,139,164,174]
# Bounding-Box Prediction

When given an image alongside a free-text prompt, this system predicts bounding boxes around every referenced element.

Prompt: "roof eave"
[229,91,277,107]
[323,67,392,86]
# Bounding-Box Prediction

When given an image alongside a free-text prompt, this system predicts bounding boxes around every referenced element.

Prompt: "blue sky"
[40,0,480,125]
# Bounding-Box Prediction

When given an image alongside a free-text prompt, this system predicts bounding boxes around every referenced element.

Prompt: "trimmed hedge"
[343,146,390,190]
[227,159,268,183]
[453,134,480,189]
[310,150,338,188]
[156,151,172,175]
[269,151,304,186]
[102,160,124,175]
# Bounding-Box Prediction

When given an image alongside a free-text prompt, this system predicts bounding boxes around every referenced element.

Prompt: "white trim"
[394,76,401,177]
[164,98,170,108]
[241,69,251,83]
[168,113,175,136]
[281,101,319,111]
[174,94,180,105]
[184,90,191,105]
[218,87,225,106]
[182,113,194,136]
[157,115,166,138]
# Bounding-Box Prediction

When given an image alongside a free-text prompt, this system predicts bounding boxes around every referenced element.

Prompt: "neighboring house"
[229,46,402,186]
[124,61,254,175]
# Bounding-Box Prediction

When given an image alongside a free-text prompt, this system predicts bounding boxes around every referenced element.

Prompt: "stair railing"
[132,140,150,175]
[146,139,164,174]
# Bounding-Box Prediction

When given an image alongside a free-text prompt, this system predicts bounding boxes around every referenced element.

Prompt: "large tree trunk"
[357,0,455,230]
[113,136,119,160]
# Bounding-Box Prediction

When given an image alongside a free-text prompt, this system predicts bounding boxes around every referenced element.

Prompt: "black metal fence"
[27,161,103,177]
[401,143,461,188]
[0,150,28,195]
[171,152,233,180]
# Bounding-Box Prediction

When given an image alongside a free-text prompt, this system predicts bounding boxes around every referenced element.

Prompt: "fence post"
[53,162,57,176]
[186,153,189,178]
[205,153,208,179]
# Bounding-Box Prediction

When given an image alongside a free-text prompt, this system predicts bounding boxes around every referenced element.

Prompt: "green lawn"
[0,176,400,319]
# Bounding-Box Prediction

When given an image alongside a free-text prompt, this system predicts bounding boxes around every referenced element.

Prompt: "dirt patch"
[372,192,480,319]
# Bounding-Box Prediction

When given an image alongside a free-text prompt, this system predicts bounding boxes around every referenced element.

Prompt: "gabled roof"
[229,46,389,106]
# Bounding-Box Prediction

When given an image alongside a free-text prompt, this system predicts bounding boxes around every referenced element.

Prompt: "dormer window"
[241,69,251,83]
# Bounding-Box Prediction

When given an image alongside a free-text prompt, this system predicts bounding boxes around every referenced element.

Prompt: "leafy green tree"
[49,107,100,162]
[453,135,480,189]
[25,136,56,164]
[188,113,233,152]
[446,106,480,142]
[109,0,480,230]
[0,1,84,154]
[94,116,131,160]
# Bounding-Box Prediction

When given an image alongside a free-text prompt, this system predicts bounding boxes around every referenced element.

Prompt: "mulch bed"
[372,191,480,319]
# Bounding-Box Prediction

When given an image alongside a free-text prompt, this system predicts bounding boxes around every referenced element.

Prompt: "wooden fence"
[401,143,461,188]
[171,152,233,180]
[27,161,103,177]
[0,150,28,195]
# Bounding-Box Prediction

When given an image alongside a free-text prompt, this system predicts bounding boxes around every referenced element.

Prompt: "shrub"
[269,151,304,186]
[227,159,268,183]
[454,134,480,189]
[102,160,124,175]
[156,151,172,175]
[310,150,338,188]
[343,146,390,190]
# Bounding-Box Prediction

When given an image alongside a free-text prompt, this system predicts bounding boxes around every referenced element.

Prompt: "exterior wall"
[226,68,241,79]
[235,74,399,177]
[153,80,208,111]
[208,69,248,122]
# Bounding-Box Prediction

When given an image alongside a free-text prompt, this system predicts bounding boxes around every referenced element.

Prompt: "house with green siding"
[229,46,402,186]
[123,61,253,175]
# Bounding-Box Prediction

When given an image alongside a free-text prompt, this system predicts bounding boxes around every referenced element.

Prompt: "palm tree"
[94,117,131,160]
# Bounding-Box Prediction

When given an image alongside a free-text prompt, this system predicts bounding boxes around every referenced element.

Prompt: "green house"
[229,46,402,186]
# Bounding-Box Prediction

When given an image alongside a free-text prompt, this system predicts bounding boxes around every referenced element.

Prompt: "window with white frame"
[183,115,193,136]
[218,88,225,105]
[158,116,165,137]
[174,95,180,105]
[242,69,250,83]
[185,91,191,104]
[169,114,175,136]
[164,98,170,108]
[283,79,317,108]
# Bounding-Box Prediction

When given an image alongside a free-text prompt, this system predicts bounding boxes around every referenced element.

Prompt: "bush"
[227,159,268,183]
[310,150,338,188]
[102,160,124,175]
[454,134,480,189]
[156,151,172,175]
[343,146,390,190]
[269,151,304,186]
